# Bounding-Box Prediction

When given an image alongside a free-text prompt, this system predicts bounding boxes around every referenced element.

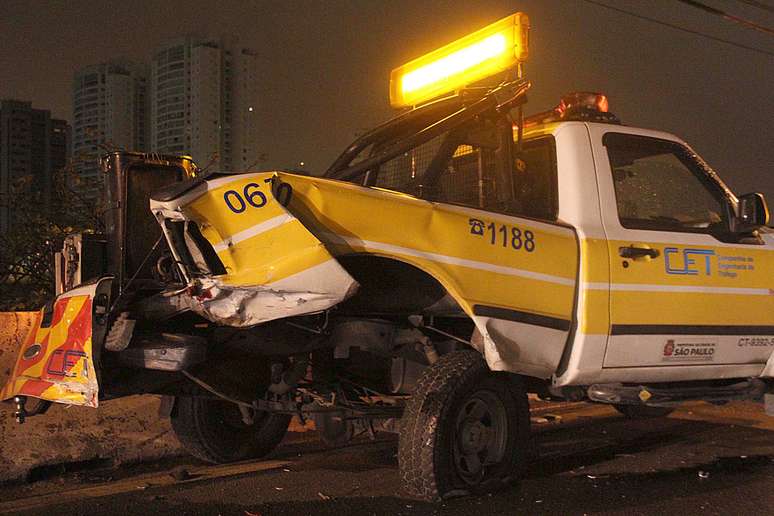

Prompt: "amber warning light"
[389,12,530,109]
[519,92,619,130]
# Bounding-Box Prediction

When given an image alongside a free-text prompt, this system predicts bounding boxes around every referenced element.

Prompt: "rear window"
[511,137,558,221]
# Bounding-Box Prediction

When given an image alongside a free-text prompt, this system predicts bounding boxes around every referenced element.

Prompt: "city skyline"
[68,35,261,181]
[0,0,771,199]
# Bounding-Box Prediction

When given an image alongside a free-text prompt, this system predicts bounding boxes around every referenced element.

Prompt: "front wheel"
[398,350,530,501]
[171,396,291,464]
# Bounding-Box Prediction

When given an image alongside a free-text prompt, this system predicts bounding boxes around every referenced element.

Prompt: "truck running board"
[587,379,767,407]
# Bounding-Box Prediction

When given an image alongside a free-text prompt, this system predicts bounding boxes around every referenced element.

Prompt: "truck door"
[591,127,774,376]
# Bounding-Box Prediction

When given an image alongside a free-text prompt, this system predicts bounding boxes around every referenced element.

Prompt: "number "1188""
[488,222,535,252]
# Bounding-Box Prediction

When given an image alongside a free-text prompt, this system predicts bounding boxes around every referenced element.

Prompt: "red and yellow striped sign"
[1,286,99,407]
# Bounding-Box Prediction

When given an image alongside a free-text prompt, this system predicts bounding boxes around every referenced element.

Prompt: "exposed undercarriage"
[98,252,476,447]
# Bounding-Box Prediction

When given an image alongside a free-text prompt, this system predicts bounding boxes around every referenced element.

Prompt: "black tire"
[171,396,291,464]
[613,404,674,419]
[398,350,530,501]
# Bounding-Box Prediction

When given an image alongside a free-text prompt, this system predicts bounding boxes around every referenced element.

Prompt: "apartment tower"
[150,36,258,172]
[0,100,70,234]
[72,60,148,198]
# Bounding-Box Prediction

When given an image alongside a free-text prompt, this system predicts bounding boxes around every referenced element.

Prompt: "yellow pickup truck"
[3,13,772,500]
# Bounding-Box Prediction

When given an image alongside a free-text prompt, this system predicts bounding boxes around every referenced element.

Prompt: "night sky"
[1,0,772,199]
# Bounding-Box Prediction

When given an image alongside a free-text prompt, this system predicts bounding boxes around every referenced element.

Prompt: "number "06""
[224,183,267,213]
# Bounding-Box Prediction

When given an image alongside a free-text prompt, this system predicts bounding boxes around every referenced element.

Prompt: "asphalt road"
[2,400,774,516]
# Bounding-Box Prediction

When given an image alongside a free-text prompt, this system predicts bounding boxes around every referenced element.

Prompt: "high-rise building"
[72,60,148,197]
[0,99,71,234]
[230,48,259,172]
[150,36,259,172]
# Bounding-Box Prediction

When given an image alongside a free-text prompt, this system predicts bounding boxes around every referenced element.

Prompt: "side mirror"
[737,192,770,229]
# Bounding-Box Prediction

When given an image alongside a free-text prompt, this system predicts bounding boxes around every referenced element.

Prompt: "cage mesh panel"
[430,147,497,208]
[374,135,445,196]
[373,135,500,210]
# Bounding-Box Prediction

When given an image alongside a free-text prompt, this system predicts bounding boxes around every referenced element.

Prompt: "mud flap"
[0,278,111,408]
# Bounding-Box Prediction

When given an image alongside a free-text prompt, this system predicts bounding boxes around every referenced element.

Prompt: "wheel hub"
[452,390,508,484]
[459,417,489,454]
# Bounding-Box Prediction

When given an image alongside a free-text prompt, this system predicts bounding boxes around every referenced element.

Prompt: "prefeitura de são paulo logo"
[662,339,716,362]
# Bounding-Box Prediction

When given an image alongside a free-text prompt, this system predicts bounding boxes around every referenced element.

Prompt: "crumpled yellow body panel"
[164,172,359,327]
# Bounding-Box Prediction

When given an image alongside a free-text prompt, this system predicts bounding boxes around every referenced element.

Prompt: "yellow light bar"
[389,12,530,108]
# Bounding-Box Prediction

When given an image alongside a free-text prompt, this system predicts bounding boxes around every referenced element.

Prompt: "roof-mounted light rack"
[389,13,530,109]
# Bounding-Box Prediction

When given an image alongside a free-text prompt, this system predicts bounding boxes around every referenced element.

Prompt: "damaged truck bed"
[151,170,578,379]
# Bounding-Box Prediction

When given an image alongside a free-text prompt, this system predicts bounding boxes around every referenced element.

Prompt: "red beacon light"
[557,92,610,116]
[523,91,620,127]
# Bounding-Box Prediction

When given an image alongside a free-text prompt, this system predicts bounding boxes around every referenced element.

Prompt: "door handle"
[619,245,660,260]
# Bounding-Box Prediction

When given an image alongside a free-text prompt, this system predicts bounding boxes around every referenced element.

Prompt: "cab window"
[604,133,728,233]
[510,137,558,221]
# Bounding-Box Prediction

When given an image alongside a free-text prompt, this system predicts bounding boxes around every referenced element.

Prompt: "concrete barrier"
[0,312,312,483]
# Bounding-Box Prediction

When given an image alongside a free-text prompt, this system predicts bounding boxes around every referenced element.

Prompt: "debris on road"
[169,467,190,481]
[531,414,563,424]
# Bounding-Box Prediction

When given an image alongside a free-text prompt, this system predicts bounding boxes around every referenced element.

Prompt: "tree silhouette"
[0,159,102,310]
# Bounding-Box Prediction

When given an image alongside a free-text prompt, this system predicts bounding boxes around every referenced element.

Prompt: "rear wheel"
[171,396,291,463]
[613,404,674,419]
[398,350,530,501]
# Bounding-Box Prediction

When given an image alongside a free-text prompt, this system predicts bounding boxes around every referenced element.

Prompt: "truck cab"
[552,120,773,388]
[317,86,773,391]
